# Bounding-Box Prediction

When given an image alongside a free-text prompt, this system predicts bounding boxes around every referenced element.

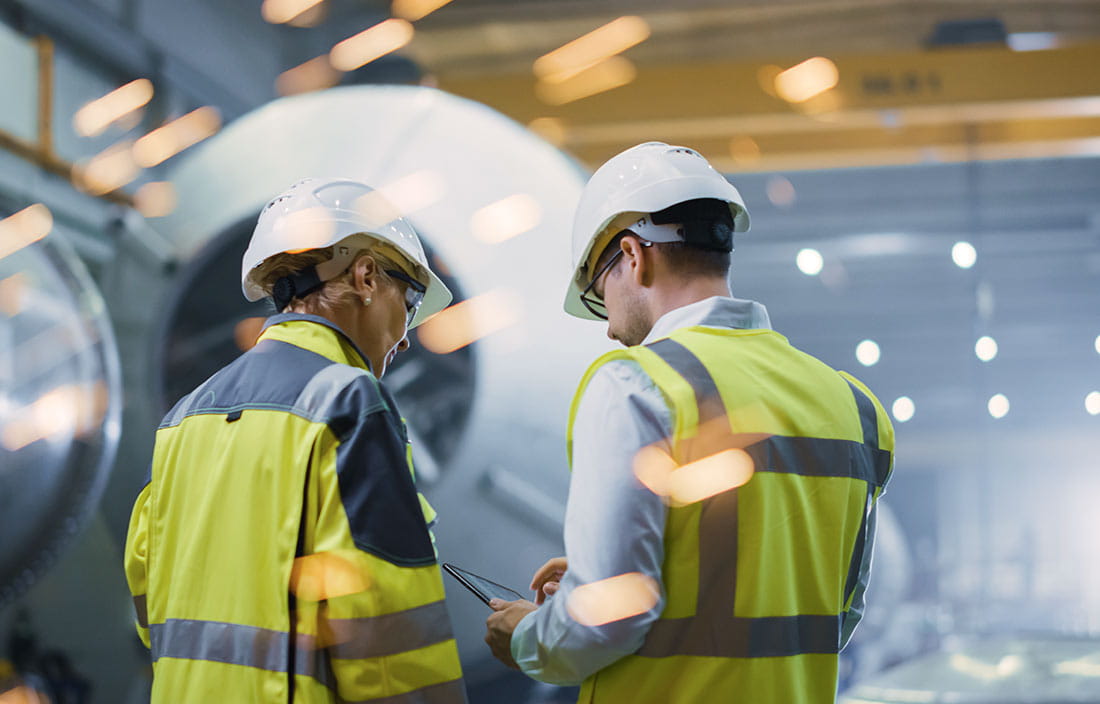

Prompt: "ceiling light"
[975,335,998,362]
[1086,392,1100,416]
[855,340,880,367]
[796,248,823,276]
[988,393,1010,419]
[952,241,977,269]
[892,397,915,423]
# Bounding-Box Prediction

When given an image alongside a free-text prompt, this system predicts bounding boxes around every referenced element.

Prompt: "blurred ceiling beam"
[437,41,1100,171]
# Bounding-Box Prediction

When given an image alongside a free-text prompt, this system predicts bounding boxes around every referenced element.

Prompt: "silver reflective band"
[150,604,456,691]
[151,619,287,672]
[328,601,454,660]
[342,678,468,704]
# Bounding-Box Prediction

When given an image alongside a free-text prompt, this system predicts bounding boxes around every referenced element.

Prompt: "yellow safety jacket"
[567,325,894,703]
[124,313,466,703]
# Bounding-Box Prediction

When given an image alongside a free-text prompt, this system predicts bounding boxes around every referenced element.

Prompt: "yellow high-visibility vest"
[566,325,894,704]
[124,314,466,703]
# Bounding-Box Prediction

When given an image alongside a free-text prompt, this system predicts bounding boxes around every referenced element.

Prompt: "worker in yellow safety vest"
[485,142,894,703]
[125,177,467,703]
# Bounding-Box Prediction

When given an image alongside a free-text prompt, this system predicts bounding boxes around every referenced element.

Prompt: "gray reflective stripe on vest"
[151,619,288,671]
[328,601,454,660]
[640,338,850,659]
[133,594,148,629]
[342,678,468,704]
[842,380,881,604]
[150,604,452,686]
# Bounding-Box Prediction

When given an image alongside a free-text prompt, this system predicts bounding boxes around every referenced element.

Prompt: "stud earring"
[362,297,372,306]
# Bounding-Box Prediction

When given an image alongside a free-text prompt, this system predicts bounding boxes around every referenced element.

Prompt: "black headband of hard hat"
[650,198,735,253]
[271,266,324,312]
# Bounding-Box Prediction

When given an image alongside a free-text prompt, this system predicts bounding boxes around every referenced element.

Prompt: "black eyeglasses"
[578,235,654,320]
[386,269,427,327]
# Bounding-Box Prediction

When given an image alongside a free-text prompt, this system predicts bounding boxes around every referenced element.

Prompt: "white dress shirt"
[509,296,773,685]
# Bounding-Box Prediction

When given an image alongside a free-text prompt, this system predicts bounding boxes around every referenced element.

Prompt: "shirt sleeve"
[510,360,671,686]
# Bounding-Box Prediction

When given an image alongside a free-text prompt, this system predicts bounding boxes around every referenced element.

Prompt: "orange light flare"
[376,170,448,217]
[0,273,28,316]
[133,107,222,168]
[536,56,636,106]
[774,57,839,104]
[234,317,267,352]
[416,289,521,354]
[633,421,766,505]
[73,79,155,138]
[392,0,454,22]
[277,206,338,254]
[567,572,661,627]
[330,19,414,72]
[534,16,650,83]
[470,194,542,243]
[134,181,177,218]
[0,204,53,261]
[1,383,109,451]
[276,55,343,96]
[74,141,139,195]
[290,550,371,603]
[261,0,324,25]
[527,117,567,146]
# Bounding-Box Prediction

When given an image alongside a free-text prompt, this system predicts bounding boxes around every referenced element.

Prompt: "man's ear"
[621,236,653,287]
[351,254,380,299]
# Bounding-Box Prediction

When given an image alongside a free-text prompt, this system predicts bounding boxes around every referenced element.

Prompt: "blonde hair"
[254,243,406,316]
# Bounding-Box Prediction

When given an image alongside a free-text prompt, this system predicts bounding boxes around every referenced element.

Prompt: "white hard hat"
[564,142,751,320]
[241,177,452,328]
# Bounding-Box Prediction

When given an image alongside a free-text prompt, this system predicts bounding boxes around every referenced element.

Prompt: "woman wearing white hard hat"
[124,177,467,703]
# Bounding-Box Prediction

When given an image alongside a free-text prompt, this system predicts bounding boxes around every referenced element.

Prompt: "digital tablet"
[442,562,524,607]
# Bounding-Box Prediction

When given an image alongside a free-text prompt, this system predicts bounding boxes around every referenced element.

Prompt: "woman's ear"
[351,254,380,299]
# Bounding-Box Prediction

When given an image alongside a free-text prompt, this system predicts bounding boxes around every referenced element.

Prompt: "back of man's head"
[648,198,734,279]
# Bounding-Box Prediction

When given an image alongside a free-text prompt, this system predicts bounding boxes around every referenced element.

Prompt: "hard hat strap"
[650,198,735,253]
[272,266,324,312]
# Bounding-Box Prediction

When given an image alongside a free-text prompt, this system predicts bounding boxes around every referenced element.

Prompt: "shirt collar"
[260,312,373,374]
[641,296,772,345]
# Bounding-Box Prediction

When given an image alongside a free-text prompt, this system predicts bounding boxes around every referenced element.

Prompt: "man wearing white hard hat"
[125,178,467,703]
[485,143,894,703]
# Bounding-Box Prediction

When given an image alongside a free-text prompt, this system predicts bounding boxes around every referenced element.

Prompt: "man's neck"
[648,277,730,323]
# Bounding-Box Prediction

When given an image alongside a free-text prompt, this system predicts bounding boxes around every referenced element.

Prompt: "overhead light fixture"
[988,393,1010,419]
[392,0,454,22]
[330,19,415,72]
[855,340,881,367]
[1086,392,1100,416]
[892,397,915,423]
[0,204,52,261]
[276,56,343,96]
[261,0,324,25]
[952,241,977,269]
[76,141,139,195]
[975,335,998,362]
[133,107,222,168]
[73,79,154,138]
[796,248,824,276]
[773,57,839,104]
[534,16,650,83]
[535,56,636,105]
